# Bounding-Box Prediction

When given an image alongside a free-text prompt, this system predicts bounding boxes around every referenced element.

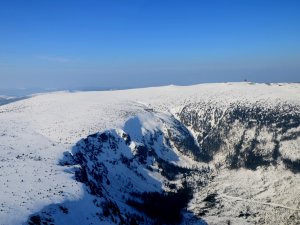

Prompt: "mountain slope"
[0,83,299,225]
[0,95,26,106]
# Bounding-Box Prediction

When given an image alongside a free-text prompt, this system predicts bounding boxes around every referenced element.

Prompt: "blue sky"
[0,0,299,90]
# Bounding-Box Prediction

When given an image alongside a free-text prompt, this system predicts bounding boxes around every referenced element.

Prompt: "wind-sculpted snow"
[0,82,300,225]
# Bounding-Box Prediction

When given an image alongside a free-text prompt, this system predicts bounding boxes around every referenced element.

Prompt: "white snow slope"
[0,82,299,225]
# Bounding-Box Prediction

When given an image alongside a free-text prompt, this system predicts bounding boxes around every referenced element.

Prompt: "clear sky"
[0,0,299,90]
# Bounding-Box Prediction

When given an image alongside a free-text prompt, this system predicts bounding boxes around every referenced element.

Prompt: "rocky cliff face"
[26,98,300,225]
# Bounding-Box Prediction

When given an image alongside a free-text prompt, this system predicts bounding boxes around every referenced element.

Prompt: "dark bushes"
[283,158,300,173]
[127,185,193,224]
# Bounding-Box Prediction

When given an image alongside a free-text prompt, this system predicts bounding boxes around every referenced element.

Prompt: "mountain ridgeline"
[27,97,300,225]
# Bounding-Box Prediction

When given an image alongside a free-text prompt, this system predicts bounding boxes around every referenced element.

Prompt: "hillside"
[0,82,299,225]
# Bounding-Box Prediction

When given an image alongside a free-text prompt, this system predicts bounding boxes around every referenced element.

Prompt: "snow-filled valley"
[0,82,299,225]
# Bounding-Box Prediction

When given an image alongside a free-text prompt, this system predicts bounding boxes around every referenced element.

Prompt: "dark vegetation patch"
[167,123,202,161]
[102,200,121,218]
[198,193,219,216]
[281,131,300,141]
[282,158,300,173]
[227,135,274,170]
[120,154,132,167]
[179,103,300,169]
[102,200,146,225]
[227,131,246,169]
[28,215,41,225]
[272,140,280,161]
[244,150,271,170]
[135,145,149,164]
[156,157,191,180]
[127,183,193,224]
[238,206,254,219]
[203,193,217,203]
[122,132,131,145]
[58,206,68,214]
[28,214,54,225]
[226,128,280,170]
[243,134,271,170]
[203,193,218,208]
[238,211,251,218]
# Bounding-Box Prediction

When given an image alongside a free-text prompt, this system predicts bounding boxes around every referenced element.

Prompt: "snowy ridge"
[0,82,299,225]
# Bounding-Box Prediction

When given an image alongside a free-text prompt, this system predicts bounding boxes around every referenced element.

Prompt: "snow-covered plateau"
[0,82,299,225]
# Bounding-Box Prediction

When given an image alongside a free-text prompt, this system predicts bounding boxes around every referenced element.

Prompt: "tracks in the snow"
[220,194,300,211]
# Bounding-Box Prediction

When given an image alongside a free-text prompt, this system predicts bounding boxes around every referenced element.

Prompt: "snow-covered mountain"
[0,83,299,225]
